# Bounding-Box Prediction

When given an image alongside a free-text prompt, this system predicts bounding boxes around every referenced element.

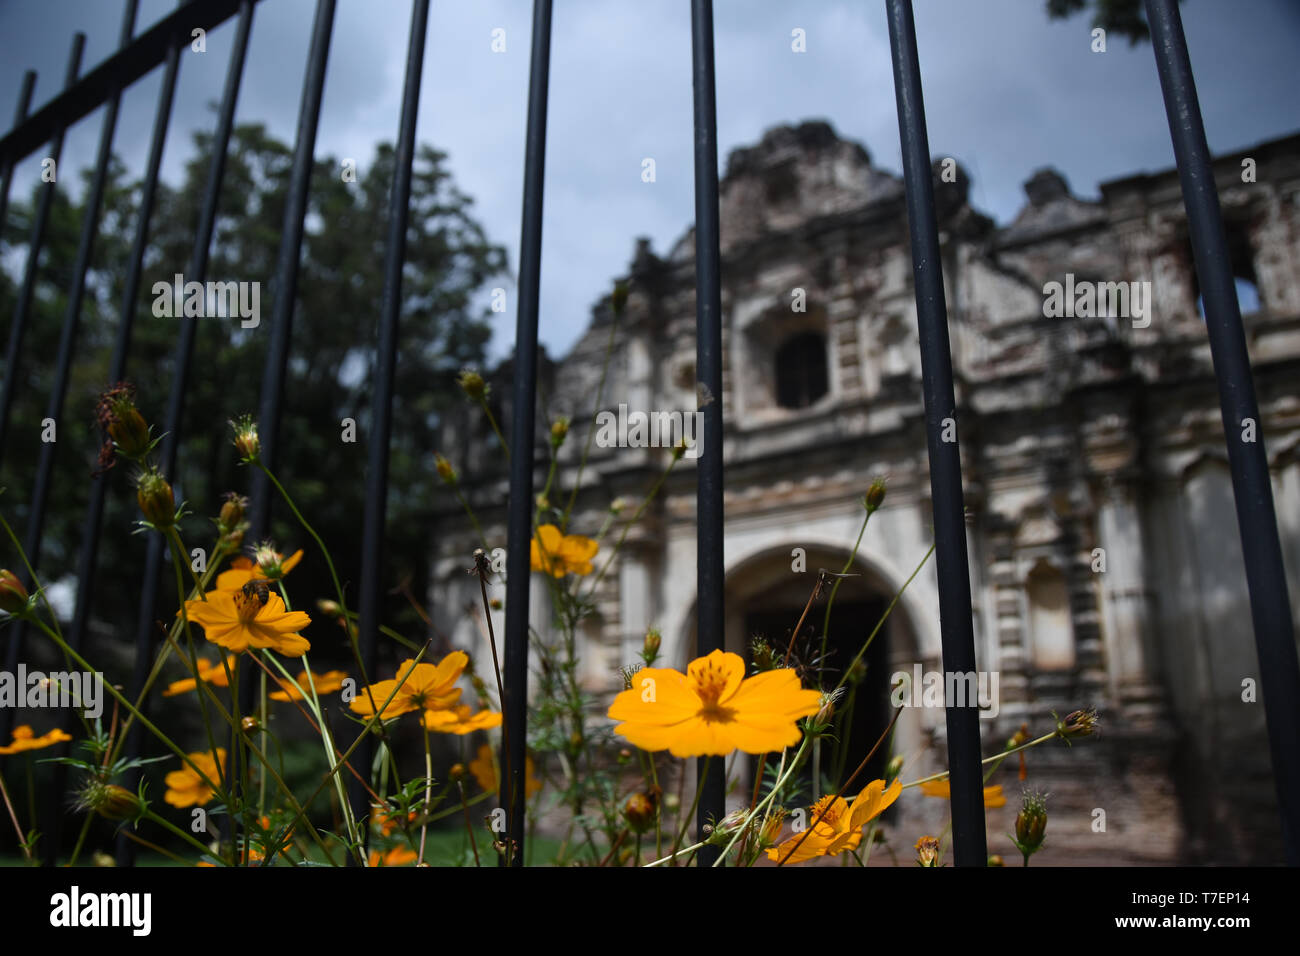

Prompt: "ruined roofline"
[1098,130,1300,197]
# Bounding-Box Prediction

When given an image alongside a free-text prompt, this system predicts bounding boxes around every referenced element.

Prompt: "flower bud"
[550,417,569,449]
[703,808,748,846]
[435,454,457,485]
[489,598,503,611]
[609,496,628,516]
[641,627,661,665]
[230,416,260,460]
[96,384,151,466]
[136,470,175,528]
[254,543,285,577]
[317,599,343,618]
[108,405,152,460]
[987,854,1005,867]
[884,754,904,783]
[457,369,488,401]
[92,852,116,867]
[611,281,629,314]
[915,835,941,867]
[749,637,778,673]
[1013,790,1048,860]
[865,476,887,513]
[623,792,657,834]
[450,763,466,782]
[218,493,247,532]
[241,716,260,733]
[759,809,787,848]
[0,570,30,615]
[78,780,145,822]
[815,690,840,725]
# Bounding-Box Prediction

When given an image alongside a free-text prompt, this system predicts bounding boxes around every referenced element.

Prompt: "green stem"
[671,757,710,867]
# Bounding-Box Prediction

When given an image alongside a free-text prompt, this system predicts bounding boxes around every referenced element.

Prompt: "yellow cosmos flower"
[469,743,542,798]
[269,668,348,702]
[0,725,72,755]
[368,846,417,867]
[423,704,503,734]
[767,778,903,864]
[164,749,226,807]
[530,524,598,577]
[606,650,822,757]
[182,589,311,658]
[347,652,467,720]
[161,655,237,697]
[918,778,1006,809]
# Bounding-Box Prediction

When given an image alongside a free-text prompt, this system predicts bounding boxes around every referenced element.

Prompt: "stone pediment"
[998,168,1107,246]
[710,121,905,254]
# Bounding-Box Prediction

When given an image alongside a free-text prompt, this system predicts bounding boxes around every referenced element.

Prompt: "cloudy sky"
[1,0,1297,361]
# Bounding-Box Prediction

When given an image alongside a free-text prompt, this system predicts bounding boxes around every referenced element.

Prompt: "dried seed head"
[1057,708,1100,739]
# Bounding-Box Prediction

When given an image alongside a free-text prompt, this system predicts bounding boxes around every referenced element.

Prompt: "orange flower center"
[691,662,736,722]
[810,794,844,827]
[233,589,267,623]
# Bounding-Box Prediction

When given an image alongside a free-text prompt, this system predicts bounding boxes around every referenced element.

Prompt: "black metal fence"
[0,0,1296,867]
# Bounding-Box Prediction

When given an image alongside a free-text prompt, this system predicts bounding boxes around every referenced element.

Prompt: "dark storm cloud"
[2,0,1297,359]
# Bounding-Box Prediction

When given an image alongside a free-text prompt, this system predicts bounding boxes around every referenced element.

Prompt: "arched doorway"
[717,545,920,802]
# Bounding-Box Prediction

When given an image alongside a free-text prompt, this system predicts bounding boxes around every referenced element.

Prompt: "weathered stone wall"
[429,120,1300,865]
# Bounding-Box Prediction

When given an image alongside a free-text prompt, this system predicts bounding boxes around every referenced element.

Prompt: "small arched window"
[775,332,828,410]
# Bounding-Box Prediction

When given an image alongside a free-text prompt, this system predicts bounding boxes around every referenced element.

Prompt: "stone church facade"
[432,121,1300,865]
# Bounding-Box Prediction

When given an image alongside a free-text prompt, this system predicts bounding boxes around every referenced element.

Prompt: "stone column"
[988,522,1031,728]
[1095,471,1167,726]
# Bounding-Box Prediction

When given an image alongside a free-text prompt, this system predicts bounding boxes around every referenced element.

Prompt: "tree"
[1046,0,1186,45]
[0,121,508,674]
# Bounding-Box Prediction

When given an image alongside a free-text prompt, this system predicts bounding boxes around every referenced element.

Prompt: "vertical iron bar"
[350,0,430,843]
[110,2,191,867]
[690,0,725,867]
[107,0,253,866]
[0,36,84,767]
[0,72,37,250]
[884,0,987,867]
[1145,0,1300,865]
[11,0,138,865]
[0,33,84,471]
[501,0,553,868]
[246,0,335,542]
[239,0,334,860]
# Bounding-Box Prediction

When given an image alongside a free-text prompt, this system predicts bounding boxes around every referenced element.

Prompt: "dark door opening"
[742,597,891,803]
